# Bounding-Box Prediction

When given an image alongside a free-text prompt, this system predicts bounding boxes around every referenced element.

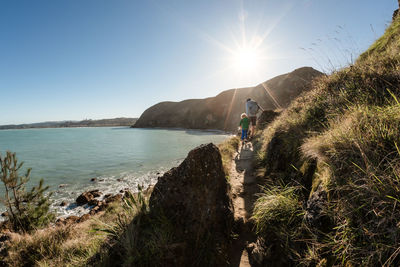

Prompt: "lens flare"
[232,46,261,74]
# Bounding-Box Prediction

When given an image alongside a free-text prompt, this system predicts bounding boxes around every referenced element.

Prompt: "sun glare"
[232,46,261,74]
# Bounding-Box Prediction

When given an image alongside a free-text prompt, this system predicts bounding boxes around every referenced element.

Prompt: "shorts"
[249,116,257,126]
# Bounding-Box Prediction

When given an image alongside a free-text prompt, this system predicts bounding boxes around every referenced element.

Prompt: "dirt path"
[228,141,260,267]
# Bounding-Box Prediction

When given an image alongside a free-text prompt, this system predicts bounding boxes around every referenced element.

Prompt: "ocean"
[0,127,230,217]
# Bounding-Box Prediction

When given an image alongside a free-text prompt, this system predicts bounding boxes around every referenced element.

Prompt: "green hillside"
[251,14,400,266]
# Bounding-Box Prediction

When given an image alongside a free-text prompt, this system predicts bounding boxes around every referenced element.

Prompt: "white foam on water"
[50,160,182,218]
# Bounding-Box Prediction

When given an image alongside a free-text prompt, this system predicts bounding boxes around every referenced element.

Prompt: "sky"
[0,0,397,125]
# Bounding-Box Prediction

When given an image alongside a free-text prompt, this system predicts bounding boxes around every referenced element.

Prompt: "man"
[245,98,264,138]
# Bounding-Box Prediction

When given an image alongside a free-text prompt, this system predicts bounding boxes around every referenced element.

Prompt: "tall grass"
[251,14,400,266]
[252,186,304,263]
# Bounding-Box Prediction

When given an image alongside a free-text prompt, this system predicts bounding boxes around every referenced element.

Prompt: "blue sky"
[0,0,397,124]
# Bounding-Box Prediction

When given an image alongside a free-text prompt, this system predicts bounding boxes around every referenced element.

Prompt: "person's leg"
[250,116,257,138]
[244,129,248,141]
[241,129,245,145]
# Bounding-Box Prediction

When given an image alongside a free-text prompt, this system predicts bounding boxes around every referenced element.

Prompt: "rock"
[246,238,270,267]
[90,177,97,182]
[103,193,112,199]
[116,178,122,182]
[304,186,332,233]
[78,214,90,223]
[60,201,67,207]
[149,143,234,255]
[1,212,8,217]
[76,190,102,205]
[89,189,102,198]
[105,194,123,203]
[95,201,107,212]
[59,184,68,188]
[88,199,100,206]
[66,215,80,223]
[76,192,94,205]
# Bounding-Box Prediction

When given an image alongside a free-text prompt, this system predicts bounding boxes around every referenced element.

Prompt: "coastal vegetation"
[0,151,54,233]
[249,12,400,266]
[1,6,400,267]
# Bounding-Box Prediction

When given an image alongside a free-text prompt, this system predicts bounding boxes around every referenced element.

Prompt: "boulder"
[60,201,67,207]
[304,186,332,233]
[149,143,234,251]
[88,199,100,206]
[89,189,102,198]
[76,190,102,205]
[104,194,123,203]
[76,192,94,205]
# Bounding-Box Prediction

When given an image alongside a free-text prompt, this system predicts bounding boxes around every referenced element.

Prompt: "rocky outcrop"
[149,143,234,264]
[76,190,102,206]
[133,67,323,131]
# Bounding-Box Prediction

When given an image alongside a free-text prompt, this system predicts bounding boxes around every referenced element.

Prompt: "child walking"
[239,113,249,145]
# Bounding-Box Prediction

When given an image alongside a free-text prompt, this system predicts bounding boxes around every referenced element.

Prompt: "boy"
[239,113,249,145]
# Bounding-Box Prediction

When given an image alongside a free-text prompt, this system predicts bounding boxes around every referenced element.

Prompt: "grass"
[252,185,304,264]
[251,14,400,266]
[4,202,124,267]
[218,136,240,178]
[93,190,176,267]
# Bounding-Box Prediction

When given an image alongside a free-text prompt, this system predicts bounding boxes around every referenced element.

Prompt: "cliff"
[133,67,323,131]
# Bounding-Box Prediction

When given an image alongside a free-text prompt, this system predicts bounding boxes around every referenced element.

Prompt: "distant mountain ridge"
[133,67,323,131]
[0,117,138,130]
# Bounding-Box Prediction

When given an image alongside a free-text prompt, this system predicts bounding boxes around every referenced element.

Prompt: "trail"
[228,141,261,267]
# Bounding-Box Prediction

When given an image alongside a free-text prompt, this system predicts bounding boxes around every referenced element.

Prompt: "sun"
[232,46,261,74]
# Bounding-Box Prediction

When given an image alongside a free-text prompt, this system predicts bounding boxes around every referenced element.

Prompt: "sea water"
[0,127,230,217]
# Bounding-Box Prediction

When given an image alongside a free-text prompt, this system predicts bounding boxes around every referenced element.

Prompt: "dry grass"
[218,136,240,178]
[3,201,128,267]
[251,14,400,266]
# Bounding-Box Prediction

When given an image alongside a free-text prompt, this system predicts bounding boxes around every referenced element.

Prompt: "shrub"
[0,151,54,232]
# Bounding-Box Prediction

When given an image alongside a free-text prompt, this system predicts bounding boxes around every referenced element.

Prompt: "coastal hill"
[133,67,323,131]
[0,117,138,130]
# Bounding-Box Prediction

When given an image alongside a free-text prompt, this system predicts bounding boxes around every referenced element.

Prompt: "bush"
[0,151,54,232]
